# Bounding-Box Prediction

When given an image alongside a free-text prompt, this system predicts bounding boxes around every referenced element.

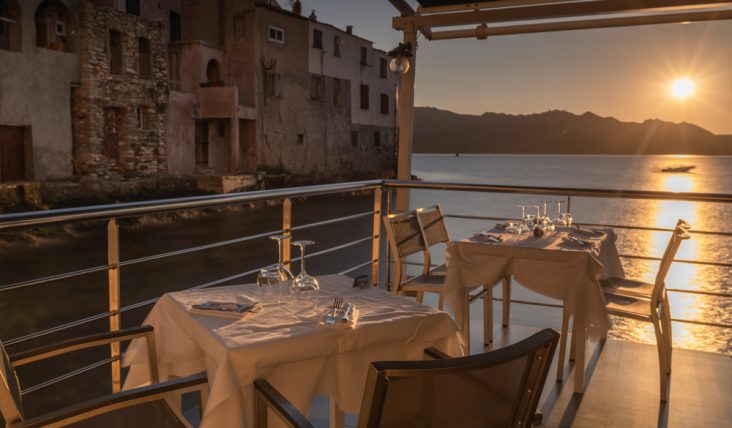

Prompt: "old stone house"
[0,0,398,188]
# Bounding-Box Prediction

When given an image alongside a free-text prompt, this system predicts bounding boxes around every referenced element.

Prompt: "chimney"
[292,0,301,16]
[309,10,317,21]
[346,25,353,35]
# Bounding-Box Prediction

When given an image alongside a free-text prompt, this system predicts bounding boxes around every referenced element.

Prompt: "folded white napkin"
[188,300,263,319]
[319,307,360,330]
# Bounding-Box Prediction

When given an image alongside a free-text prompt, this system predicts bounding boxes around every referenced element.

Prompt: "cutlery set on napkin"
[475,231,504,244]
[189,300,263,319]
[320,297,359,329]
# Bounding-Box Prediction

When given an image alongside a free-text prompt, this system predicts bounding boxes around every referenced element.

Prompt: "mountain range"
[413,107,732,155]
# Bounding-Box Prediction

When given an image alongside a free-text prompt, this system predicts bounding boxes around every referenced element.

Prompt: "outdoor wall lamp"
[387,42,413,75]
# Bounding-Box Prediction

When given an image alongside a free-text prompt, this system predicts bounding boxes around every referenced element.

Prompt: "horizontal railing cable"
[119,229,284,268]
[0,180,382,230]
[291,211,373,232]
[21,355,120,396]
[0,265,109,293]
[338,260,373,275]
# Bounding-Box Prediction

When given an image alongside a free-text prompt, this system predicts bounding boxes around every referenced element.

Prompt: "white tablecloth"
[445,228,625,341]
[123,274,462,428]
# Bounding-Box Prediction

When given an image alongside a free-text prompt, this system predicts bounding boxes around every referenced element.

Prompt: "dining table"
[444,226,625,393]
[122,274,463,428]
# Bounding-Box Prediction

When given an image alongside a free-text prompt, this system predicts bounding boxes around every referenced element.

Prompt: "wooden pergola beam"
[394,0,732,30]
[388,0,433,39]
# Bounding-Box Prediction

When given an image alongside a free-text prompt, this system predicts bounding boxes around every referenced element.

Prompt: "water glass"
[257,267,286,304]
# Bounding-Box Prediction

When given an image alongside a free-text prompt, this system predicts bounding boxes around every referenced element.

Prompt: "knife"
[340,302,353,323]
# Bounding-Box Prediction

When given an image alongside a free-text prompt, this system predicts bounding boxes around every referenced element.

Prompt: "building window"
[351,131,358,147]
[310,75,325,102]
[360,84,369,110]
[134,106,143,129]
[195,121,209,168]
[268,25,284,44]
[312,29,322,48]
[360,46,367,65]
[169,11,181,42]
[125,0,140,16]
[234,15,245,38]
[0,0,21,52]
[297,134,304,144]
[374,131,381,148]
[333,79,342,106]
[109,30,123,74]
[333,36,340,57]
[217,120,226,137]
[266,72,281,98]
[380,57,387,78]
[35,0,77,52]
[380,93,389,115]
[138,37,151,79]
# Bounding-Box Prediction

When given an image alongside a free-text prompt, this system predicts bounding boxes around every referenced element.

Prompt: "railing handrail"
[0,180,383,231]
[382,179,732,203]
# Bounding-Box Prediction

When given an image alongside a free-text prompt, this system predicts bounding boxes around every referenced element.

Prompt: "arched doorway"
[35,0,77,53]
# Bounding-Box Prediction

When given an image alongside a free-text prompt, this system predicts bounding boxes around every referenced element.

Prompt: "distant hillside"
[414,107,732,155]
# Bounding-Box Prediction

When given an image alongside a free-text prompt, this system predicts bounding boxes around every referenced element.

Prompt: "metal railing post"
[107,219,121,393]
[385,188,392,290]
[282,198,292,270]
[371,188,382,287]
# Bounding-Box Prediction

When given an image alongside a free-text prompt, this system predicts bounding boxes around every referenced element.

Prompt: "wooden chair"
[383,210,492,349]
[417,205,514,334]
[0,325,208,427]
[601,220,691,402]
[254,328,559,428]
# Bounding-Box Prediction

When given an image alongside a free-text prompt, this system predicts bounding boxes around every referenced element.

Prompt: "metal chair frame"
[0,325,208,428]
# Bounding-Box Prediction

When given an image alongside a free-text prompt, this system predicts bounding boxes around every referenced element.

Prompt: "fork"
[325,297,343,324]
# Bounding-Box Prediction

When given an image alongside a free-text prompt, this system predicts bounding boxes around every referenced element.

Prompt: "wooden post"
[107,219,121,393]
[371,187,382,287]
[395,22,417,212]
[282,198,292,270]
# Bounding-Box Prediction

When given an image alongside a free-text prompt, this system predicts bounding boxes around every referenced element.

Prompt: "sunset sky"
[303,0,732,135]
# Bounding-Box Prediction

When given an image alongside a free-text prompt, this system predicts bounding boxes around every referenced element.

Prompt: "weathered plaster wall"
[308,21,399,128]
[0,0,80,180]
[72,1,168,179]
[169,41,224,92]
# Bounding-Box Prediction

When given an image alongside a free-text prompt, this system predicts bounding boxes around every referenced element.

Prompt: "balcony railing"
[1,179,730,397]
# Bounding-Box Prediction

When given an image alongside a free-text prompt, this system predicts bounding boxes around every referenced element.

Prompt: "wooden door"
[0,125,26,182]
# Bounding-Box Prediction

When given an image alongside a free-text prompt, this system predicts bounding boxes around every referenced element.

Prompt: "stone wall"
[72,1,168,180]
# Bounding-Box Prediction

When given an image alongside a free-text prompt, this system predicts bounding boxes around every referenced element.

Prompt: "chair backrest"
[0,341,24,425]
[358,329,559,428]
[383,211,429,292]
[416,205,450,248]
[652,219,691,304]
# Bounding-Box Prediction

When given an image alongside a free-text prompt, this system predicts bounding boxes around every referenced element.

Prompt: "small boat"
[661,165,696,173]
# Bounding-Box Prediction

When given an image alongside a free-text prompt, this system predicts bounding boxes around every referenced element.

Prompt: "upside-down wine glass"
[291,240,320,311]
[257,235,294,304]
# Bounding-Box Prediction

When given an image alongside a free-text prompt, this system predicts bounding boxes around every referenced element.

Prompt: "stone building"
[71,0,168,179]
[0,0,80,182]
[0,0,398,191]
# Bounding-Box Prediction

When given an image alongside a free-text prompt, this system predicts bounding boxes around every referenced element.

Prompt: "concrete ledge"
[195,174,257,193]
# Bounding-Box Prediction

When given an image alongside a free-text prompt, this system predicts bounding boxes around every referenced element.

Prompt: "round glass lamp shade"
[389,56,410,75]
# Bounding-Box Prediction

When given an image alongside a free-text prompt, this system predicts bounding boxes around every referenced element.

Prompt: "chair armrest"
[10,325,155,367]
[253,379,314,428]
[16,372,208,428]
[424,347,451,360]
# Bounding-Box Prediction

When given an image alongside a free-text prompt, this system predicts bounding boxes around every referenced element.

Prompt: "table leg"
[572,321,586,393]
[329,396,345,428]
[502,276,511,327]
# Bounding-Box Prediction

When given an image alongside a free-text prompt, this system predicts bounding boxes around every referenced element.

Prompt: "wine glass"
[554,201,566,227]
[265,235,294,303]
[290,240,320,311]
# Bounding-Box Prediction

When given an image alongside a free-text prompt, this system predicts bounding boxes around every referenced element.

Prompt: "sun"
[671,78,695,99]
